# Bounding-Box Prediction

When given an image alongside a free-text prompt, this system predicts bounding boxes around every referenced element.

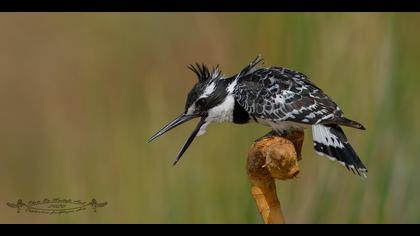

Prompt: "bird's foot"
[254,130,282,142]
[254,129,304,161]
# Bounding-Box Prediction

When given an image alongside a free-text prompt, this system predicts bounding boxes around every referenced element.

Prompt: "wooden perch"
[247,130,304,224]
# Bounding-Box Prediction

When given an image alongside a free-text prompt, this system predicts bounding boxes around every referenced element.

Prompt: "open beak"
[148,113,206,165]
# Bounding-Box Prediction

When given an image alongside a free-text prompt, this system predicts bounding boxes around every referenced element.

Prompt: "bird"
[88,198,107,212]
[148,55,367,178]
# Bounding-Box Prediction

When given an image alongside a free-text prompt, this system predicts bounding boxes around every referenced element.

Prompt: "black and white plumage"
[149,55,367,178]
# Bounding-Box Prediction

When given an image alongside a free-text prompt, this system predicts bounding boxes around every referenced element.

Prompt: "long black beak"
[148,113,206,165]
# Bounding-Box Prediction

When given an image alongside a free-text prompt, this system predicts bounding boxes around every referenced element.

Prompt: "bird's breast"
[206,95,235,123]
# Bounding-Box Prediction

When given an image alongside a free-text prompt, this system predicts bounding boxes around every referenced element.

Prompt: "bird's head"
[148,63,236,165]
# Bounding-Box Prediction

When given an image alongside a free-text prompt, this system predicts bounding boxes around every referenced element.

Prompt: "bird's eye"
[196,98,207,107]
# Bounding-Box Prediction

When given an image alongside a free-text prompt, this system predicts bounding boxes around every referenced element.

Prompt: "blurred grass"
[0,13,419,223]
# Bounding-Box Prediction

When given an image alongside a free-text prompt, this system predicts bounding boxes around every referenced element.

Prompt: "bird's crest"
[236,54,264,79]
[187,63,222,82]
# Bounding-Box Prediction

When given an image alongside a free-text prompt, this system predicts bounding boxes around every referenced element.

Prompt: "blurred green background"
[0,13,419,224]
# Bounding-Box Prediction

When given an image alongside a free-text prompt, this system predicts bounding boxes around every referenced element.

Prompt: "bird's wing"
[96,202,108,207]
[234,67,343,125]
[7,203,17,208]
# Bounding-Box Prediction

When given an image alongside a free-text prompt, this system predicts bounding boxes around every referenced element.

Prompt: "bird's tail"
[312,124,367,178]
[334,117,366,130]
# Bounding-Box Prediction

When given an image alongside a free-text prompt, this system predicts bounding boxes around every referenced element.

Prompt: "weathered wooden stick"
[246,131,304,224]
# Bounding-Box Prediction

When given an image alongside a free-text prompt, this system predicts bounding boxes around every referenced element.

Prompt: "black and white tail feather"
[312,124,367,178]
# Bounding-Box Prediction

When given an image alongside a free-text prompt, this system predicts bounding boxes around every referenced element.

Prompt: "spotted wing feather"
[234,67,343,125]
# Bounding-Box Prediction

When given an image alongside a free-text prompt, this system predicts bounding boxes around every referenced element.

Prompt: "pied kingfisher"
[149,55,367,177]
